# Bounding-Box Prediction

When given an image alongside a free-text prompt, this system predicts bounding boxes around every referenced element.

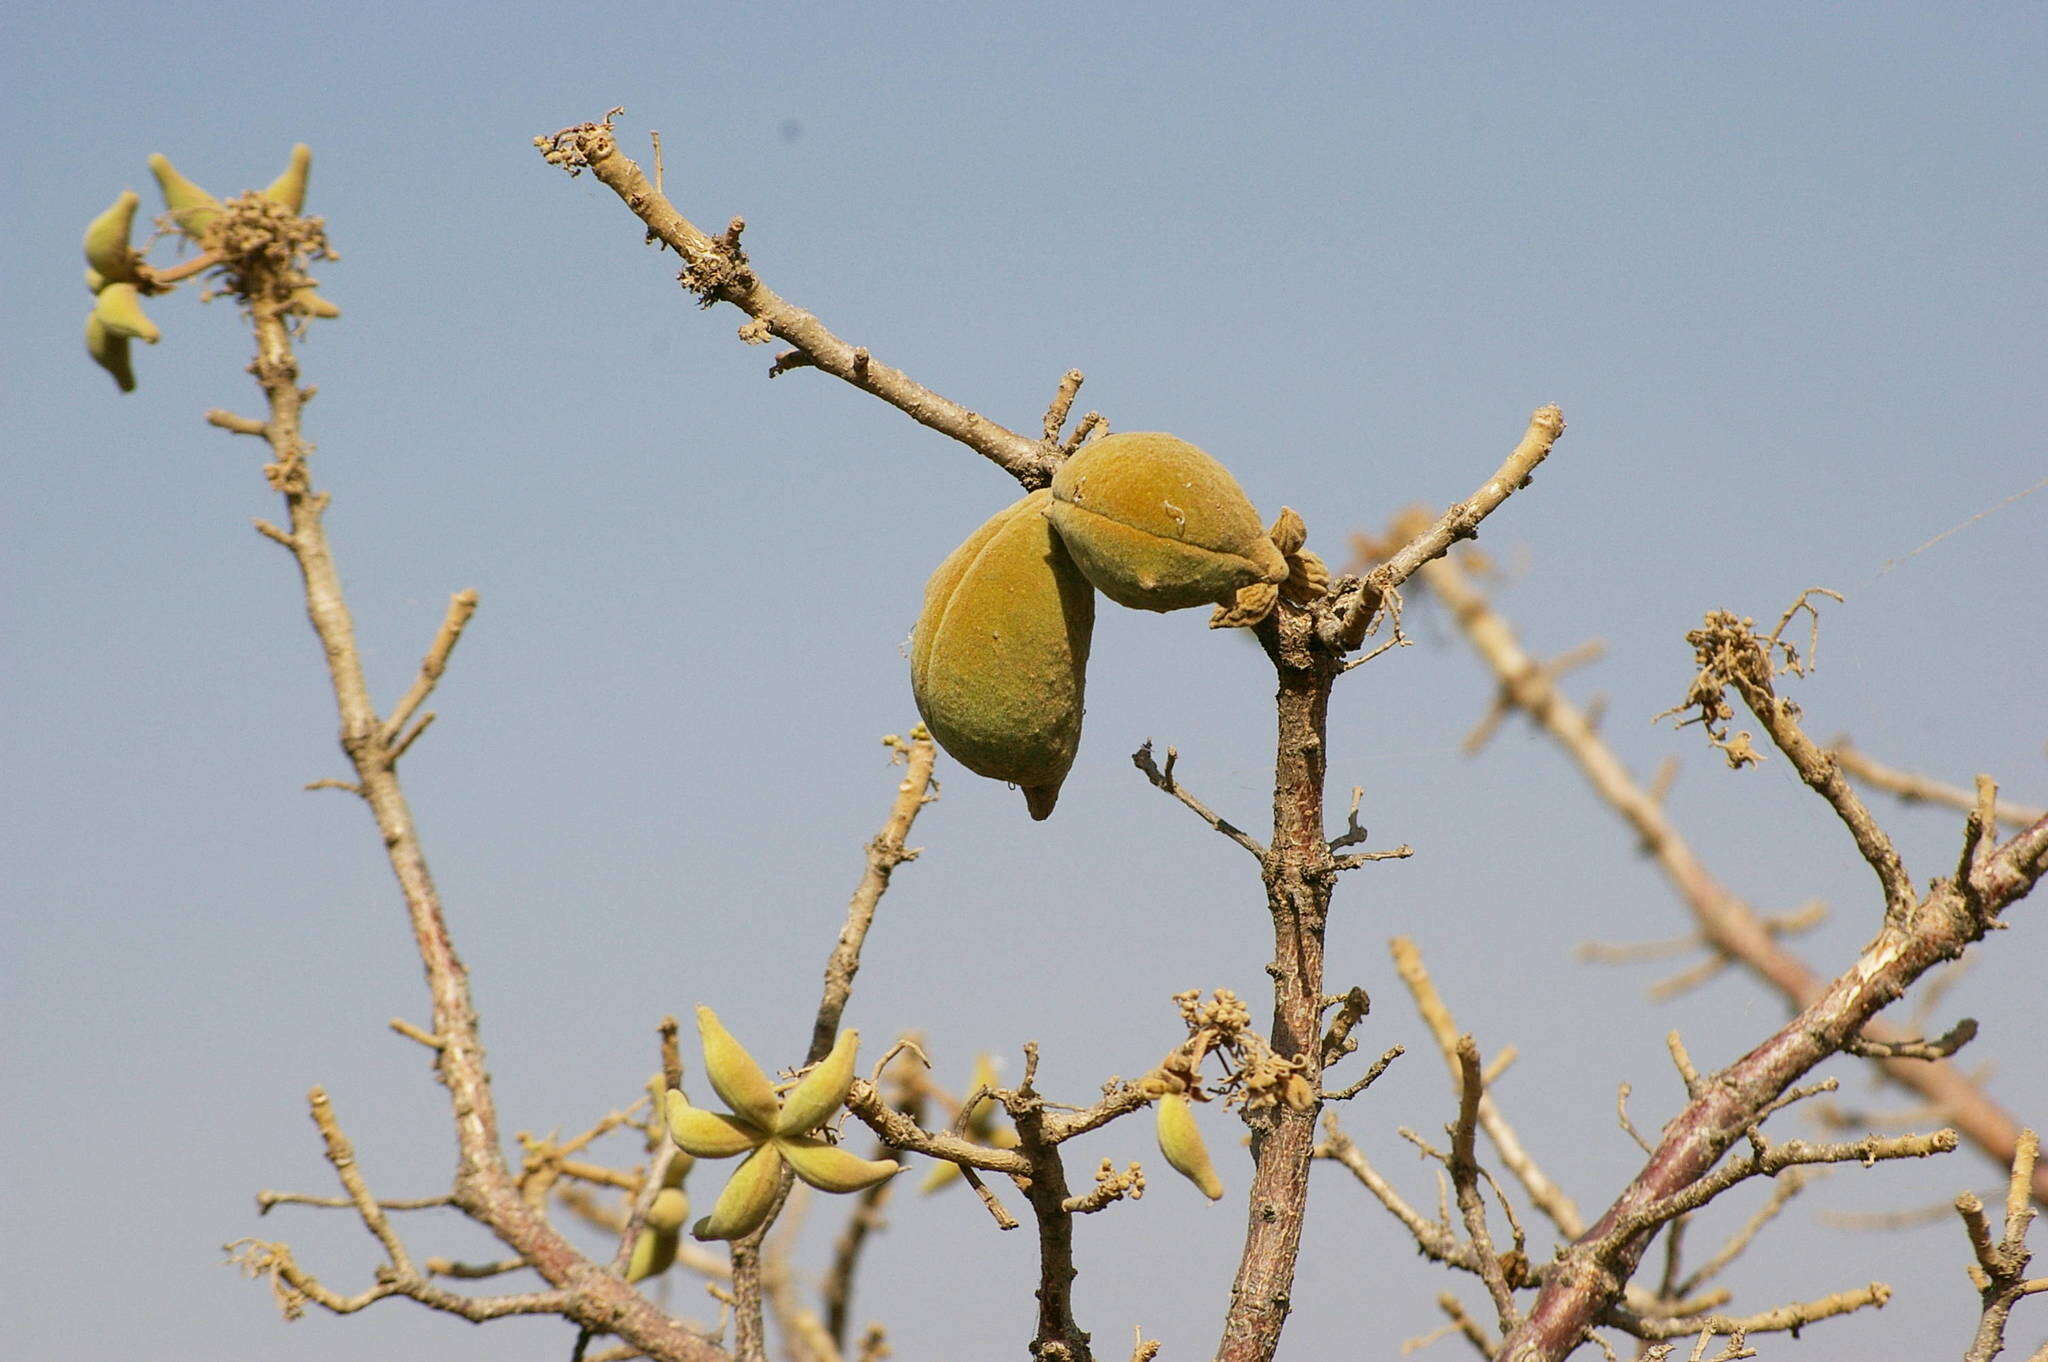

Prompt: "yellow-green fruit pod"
[148,153,221,238]
[694,1006,782,1132]
[84,314,136,393]
[909,489,1093,821]
[692,1143,785,1242]
[777,1135,902,1194]
[665,1089,762,1158]
[626,1225,679,1282]
[83,191,142,285]
[777,1028,858,1137]
[93,282,161,344]
[1155,1092,1224,1200]
[643,1185,690,1233]
[286,286,342,319]
[1048,432,1289,612]
[264,143,313,214]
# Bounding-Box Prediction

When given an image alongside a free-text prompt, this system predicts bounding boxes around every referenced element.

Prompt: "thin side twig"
[1329,404,1565,652]
[1830,740,2044,831]
[1131,740,1267,859]
[1391,937,1584,1238]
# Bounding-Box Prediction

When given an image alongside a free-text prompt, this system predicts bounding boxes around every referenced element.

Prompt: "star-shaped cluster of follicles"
[663,1007,901,1241]
[79,144,338,393]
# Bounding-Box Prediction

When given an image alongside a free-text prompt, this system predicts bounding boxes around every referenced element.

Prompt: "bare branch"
[258,1190,453,1214]
[1317,1116,1468,1268]
[811,732,938,1061]
[1606,1281,1890,1340]
[1328,404,1565,652]
[206,407,268,436]
[1676,1169,1817,1297]
[1391,937,1584,1238]
[1042,369,1084,442]
[1325,1045,1405,1102]
[1131,740,1267,859]
[536,117,1056,488]
[215,233,728,1360]
[1665,601,1916,920]
[380,588,480,749]
[1449,1036,1521,1332]
[1962,1127,2048,1362]
[1830,739,2045,830]
[1845,1017,1978,1062]
[1416,551,2048,1207]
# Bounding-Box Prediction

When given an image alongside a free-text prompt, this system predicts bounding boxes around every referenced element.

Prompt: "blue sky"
[7,4,2046,1359]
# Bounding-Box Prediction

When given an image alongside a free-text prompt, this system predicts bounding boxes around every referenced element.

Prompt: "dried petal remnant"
[910,489,1094,819]
[1049,432,1288,613]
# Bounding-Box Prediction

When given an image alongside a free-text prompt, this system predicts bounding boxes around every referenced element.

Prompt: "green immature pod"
[692,1143,784,1241]
[626,1222,679,1282]
[83,191,142,286]
[695,1006,782,1132]
[84,314,136,393]
[263,143,313,214]
[1155,1091,1225,1200]
[777,1136,902,1194]
[910,489,1094,820]
[777,1028,858,1137]
[643,1186,690,1233]
[148,153,222,238]
[286,286,342,319]
[93,282,161,344]
[1048,432,1288,613]
[665,1090,762,1157]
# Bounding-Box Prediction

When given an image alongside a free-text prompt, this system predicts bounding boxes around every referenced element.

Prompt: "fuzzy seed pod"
[84,314,136,392]
[1048,432,1288,613]
[148,153,221,239]
[691,1143,785,1241]
[695,1006,782,1131]
[777,1136,902,1194]
[665,1089,762,1158]
[910,489,1094,820]
[93,282,161,344]
[626,1221,680,1282]
[1155,1092,1225,1200]
[777,1028,858,1137]
[285,286,342,319]
[643,1185,690,1233]
[263,144,313,214]
[83,191,142,286]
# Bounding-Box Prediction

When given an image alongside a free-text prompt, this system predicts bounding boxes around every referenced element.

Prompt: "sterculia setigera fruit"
[910,489,1094,820]
[1047,432,1288,613]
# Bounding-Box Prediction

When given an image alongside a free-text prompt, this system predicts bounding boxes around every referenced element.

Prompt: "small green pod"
[776,1028,858,1137]
[625,1222,680,1282]
[1155,1091,1225,1200]
[93,282,161,344]
[777,1136,902,1194]
[1048,432,1288,612]
[84,314,136,393]
[694,1006,782,1132]
[285,286,342,319]
[83,191,142,286]
[263,143,313,214]
[691,1143,784,1242]
[148,153,221,238]
[910,489,1094,820]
